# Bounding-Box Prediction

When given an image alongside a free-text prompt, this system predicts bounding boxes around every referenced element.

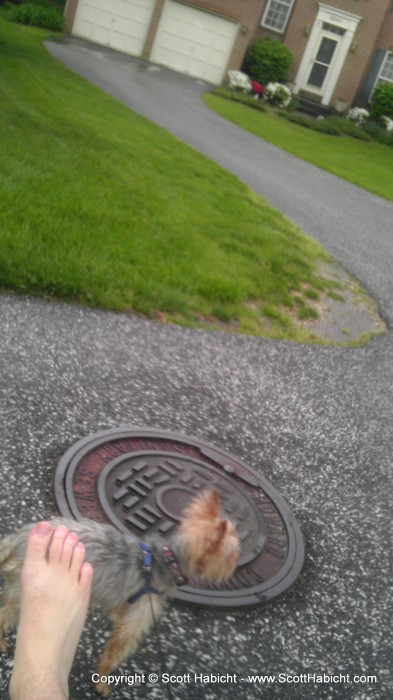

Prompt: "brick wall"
[375,4,393,48]
[64,0,79,33]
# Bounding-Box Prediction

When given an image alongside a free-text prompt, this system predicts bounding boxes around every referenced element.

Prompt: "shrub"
[243,37,294,85]
[346,107,370,126]
[370,82,393,120]
[279,112,340,135]
[264,82,291,108]
[227,70,252,93]
[251,80,265,97]
[8,4,63,31]
[214,86,266,112]
[380,115,393,132]
[286,96,300,113]
[326,115,371,141]
[363,120,393,147]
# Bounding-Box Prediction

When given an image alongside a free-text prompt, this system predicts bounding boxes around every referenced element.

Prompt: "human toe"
[24,522,54,564]
[48,525,70,564]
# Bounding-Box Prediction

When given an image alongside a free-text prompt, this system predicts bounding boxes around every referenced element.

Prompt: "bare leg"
[9,521,93,700]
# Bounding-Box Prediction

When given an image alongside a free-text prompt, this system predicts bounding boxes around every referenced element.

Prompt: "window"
[377,51,393,86]
[322,22,346,37]
[261,0,295,33]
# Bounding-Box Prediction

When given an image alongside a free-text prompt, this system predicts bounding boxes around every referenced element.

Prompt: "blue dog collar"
[127,542,187,605]
[127,542,164,605]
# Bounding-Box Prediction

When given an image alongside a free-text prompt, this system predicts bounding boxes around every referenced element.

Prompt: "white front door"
[293,4,361,106]
[307,32,340,91]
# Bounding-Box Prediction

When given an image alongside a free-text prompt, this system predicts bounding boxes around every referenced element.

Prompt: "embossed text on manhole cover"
[54,427,304,608]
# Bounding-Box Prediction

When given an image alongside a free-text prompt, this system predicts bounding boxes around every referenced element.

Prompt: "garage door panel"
[117,0,152,23]
[199,46,223,63]
[215,34,236,50]
[89,25,107,45]
[73,0,154,57]
[110,27,134,53]
[174,22,198,42]
[151,1,238,84]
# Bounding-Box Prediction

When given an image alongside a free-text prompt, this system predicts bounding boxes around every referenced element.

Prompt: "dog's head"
[178,490,240,582]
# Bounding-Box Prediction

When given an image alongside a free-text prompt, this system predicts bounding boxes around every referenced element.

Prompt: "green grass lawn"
[0,15,365,343]
[204,94,393,203]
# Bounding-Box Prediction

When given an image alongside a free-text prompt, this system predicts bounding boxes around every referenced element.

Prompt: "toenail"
[33,521,53,536]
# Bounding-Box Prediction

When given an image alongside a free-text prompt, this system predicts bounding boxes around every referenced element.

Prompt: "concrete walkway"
[0,38,392,700]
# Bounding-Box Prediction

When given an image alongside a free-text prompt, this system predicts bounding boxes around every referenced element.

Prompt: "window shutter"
[357,48,385,102]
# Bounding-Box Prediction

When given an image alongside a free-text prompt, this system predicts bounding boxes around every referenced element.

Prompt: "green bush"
[279,112,340,135]
[370,82,393,120]
[242,37,294,85]
[286,96,300,113]
[363,120,393,147]
[8,3,63,31]
[214,87,266,112]
[265,82,291,107]
[326,115,371,141]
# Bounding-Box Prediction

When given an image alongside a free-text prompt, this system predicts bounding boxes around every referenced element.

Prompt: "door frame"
[293,4,361,105]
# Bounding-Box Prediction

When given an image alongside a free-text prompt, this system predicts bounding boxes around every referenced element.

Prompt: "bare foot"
[9,521,93,700]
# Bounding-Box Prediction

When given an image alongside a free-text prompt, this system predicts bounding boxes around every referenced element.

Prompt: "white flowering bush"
[227,70,252,93]
[380,115,393,132]
[264,82,291,108]
[346,107,370,126]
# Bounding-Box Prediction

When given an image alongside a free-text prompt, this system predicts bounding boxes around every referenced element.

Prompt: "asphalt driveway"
[0,39,392,700]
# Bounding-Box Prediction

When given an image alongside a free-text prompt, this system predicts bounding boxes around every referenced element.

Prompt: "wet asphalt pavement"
[0,38,392,700]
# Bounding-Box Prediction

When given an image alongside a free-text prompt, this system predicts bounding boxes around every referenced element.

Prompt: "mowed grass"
[203,94,393,203]
[1,17,344,342]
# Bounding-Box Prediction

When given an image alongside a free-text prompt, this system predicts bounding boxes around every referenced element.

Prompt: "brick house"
[64,0,393,110]
[255,0,393,112]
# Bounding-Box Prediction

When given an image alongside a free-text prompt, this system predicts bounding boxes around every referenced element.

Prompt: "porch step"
[297,93,334,118]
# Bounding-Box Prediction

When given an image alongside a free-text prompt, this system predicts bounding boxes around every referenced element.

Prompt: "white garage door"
[72,0,155,57]
[150,1,238,84]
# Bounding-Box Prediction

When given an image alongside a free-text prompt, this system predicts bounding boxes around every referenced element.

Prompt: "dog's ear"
[201,518,230,561]
[210,518,228,550]
[203,489,220,519]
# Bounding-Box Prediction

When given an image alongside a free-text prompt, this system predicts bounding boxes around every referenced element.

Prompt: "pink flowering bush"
[251,80,265,97]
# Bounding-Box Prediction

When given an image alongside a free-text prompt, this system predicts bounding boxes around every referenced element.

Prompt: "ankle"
[9,661,68,700]
[9,655,69,700]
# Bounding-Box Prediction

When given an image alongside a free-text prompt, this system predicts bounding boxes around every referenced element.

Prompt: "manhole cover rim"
[54,426,305,609]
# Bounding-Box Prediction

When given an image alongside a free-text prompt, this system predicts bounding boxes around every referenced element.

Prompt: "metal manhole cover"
[54,427,304,608]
